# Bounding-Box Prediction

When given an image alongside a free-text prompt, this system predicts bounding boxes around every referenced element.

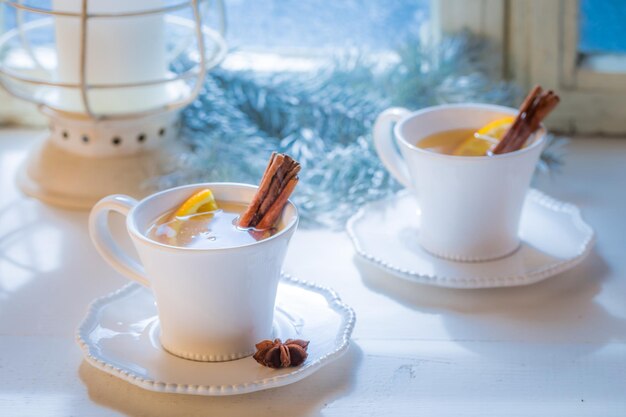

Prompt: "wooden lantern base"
[17,134,185,210]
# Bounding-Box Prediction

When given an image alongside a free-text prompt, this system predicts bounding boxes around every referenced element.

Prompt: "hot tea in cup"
[373,86,559,261]
[415,117,512,156]
[89,153,300,361]
[147,201,279,249]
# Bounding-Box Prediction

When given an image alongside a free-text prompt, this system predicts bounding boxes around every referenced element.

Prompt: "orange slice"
[165,188,219,246]
[453,116,515,156]
[174,188,218,218]
[476,116,515,139]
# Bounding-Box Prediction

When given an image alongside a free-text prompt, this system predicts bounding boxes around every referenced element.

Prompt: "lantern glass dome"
[0,0,226,119]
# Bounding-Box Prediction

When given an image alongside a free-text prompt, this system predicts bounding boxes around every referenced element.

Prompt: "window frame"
[3,0,626,133]
[510,0,626,135]
[435,0,626,135]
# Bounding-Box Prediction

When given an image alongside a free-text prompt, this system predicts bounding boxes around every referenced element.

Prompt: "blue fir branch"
[157,32,567,229]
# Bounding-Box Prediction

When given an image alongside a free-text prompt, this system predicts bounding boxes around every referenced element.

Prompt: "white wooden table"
[1,129,625,416]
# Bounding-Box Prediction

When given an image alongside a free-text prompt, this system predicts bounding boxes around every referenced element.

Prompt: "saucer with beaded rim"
[347,189,594,289]
[76,274,356,396]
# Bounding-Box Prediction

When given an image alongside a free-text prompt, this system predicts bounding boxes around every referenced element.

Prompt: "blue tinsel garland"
[156,33,565,229]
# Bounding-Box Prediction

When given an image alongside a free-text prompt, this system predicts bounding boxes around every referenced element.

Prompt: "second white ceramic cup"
[373,104,545,262]
[89,183,298,361]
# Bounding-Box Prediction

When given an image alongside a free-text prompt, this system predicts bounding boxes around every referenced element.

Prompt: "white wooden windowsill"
[1,129,625,416]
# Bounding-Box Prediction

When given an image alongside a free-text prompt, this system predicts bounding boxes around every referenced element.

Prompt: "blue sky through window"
[224,0,430,52]
[579,0,626,54]
[1,1,430,52]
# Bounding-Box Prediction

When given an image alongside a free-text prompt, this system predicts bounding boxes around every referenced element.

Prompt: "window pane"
[579,0,626,54]
[225,0,431,53]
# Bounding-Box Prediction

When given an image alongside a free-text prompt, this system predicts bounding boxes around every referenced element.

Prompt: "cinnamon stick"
[504,92,559,153]
[238,152,283,227]
[496,85,543,152]
[238,152,300,229]
[256,177,299,230]
[492,85,560,155]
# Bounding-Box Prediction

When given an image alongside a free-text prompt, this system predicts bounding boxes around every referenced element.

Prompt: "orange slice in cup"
[453,116,515,156]
[166,188,219,246]
[174,188,219,218]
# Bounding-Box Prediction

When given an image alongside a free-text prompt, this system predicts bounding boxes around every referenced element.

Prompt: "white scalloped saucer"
[76,274,355,396]
[347,189,594,289]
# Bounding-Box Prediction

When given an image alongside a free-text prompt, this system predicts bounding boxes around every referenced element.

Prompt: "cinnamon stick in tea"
[238,152,300,230]
[492,85,560,155]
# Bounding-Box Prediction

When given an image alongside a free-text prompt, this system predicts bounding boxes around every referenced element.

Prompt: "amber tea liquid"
[415,128,479,155]
[147,201,278,249]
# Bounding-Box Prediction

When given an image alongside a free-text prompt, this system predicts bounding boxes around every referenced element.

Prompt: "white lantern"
[0,0,227,208]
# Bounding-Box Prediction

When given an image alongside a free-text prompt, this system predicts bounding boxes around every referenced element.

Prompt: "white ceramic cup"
[88,183,298,361]
[373,104,546,262]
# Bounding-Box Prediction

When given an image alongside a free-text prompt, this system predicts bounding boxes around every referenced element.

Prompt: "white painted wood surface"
[1,130,626,416]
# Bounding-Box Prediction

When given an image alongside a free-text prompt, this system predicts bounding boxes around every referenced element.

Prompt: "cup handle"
[373,107,413,188]
[89,195,150,287]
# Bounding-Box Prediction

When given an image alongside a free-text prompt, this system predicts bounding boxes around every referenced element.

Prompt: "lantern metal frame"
[0,0,228,209]
[0,0,227,120]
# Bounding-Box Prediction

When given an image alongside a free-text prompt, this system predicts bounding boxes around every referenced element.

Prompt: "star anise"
[253,338,309,368]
